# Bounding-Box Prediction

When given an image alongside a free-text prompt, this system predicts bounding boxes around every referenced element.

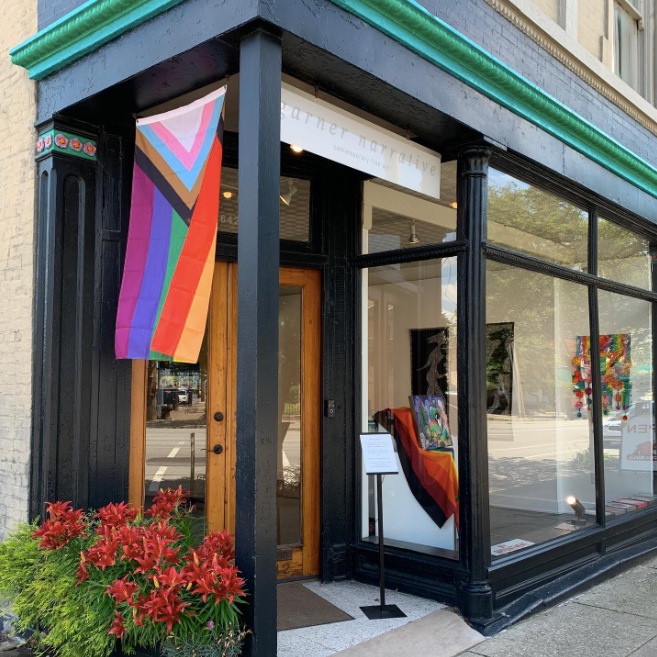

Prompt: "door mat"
[277,583,353,632]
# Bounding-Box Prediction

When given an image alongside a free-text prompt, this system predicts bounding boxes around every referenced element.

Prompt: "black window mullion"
[353,241,467,269]
[588,210,606,532]
[652,243,657,498]
[483,243,657,303]
[589,209,598,277]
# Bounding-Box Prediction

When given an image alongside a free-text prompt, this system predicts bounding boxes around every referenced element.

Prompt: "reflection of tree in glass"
[598,217,651,289]
[488,176,588,268]
[486,262,590,415]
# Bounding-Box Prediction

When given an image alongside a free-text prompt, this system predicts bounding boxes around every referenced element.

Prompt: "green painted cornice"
[328,0,657,199]
[9,0,187,81]
[10,0,657,199]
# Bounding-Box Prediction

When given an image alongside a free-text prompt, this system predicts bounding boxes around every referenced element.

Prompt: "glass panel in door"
[278,287,303,546]
[143,333,209,517]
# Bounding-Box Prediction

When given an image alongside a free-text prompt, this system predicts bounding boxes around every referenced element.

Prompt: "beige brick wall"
[532,0,560,22]
[578,0,607,61]
[0,0,37,538]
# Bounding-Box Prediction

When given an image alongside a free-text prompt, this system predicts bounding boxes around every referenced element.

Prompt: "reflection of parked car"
[603,401,653,450]
[178,388,188,404]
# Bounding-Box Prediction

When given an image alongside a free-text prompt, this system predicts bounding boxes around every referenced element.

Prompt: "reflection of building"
[6,0,657,653]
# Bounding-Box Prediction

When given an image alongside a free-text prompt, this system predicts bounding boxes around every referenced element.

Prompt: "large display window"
[359,158,460,559]
[362,258,459,557]
[486,263,596,554]
[486,166,657,559]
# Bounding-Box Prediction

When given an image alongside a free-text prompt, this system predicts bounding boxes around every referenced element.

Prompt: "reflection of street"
[145,403,207,503]
[489,416,592,492]
[489,415,597,547]
[281,417,301,470]
[279,415,301,546]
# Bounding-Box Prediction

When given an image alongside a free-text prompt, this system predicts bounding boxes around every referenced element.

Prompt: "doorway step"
[277,580,484,657]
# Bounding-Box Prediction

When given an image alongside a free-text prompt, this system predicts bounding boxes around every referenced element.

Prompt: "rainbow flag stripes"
[115,86,226,363]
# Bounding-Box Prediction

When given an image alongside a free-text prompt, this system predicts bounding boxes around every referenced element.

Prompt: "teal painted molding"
[9,0,187,80]
[327,0,657,200]
[36,130,98,160]
[9,0,657,199]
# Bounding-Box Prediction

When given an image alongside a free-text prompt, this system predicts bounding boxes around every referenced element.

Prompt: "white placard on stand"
[360,433,399,475]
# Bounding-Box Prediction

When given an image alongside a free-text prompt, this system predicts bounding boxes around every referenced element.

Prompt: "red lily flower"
[108,611,126,639]
[32,501,86,550]
[156,566,187,590]
[106,576,140,603]
[96,502,139,529]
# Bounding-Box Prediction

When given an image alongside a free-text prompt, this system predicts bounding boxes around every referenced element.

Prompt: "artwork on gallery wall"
[570,333,632,419]
[411,395,452,449]
[410,322,515,416]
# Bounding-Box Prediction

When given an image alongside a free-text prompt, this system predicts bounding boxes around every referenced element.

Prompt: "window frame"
[354,158,465,564]
[613,0,643,90]
[486,151,657,560]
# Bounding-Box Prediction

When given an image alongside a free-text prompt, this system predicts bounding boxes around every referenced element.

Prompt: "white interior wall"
[364,263,458,551]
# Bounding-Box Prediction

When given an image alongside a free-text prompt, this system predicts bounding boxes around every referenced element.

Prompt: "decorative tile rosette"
[36,129,97,160]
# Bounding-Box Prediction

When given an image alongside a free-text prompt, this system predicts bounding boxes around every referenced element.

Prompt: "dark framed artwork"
[410,328,449,397]
[410,322,514,415]
[486,322,514,415]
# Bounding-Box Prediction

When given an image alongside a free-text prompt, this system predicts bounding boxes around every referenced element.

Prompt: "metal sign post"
[359,433,407,620]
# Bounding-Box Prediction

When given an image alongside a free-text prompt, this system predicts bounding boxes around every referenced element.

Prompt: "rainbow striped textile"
[115,86,226,363]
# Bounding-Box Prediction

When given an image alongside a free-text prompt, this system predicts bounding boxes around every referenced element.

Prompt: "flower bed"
[0,488,247,657]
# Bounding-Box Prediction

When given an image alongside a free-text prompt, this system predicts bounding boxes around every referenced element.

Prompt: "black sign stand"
[360,473,407,620]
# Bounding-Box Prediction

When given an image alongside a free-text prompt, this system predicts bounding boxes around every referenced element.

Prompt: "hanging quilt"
[571,334,632,419]
[115,86,226,363]
[373,408,459,530]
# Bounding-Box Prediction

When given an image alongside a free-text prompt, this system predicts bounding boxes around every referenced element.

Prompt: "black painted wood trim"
[31,130,97,518]
[484,244,657,302]
[457,146,494,623]
[353,241,467,268]
[234,28,282,657]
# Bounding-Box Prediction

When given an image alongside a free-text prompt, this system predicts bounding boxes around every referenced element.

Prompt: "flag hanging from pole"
[115,86,226,363]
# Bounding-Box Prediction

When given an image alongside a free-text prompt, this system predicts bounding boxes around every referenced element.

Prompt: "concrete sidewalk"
[458,552,657,657]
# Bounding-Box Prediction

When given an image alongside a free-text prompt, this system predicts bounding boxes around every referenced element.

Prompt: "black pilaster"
[235,29,282,657]
[31,120,97,518]
[88,125,134,509]
[457,146,494,625]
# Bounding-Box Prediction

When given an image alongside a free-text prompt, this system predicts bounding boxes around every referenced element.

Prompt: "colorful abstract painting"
[572,334,632,418]
[411,395,452,449]
[115,86,226,363]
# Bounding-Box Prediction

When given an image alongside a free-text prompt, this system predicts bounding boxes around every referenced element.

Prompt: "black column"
[235,29,282,656]
[31,120,97,518]
[457,145,494,625]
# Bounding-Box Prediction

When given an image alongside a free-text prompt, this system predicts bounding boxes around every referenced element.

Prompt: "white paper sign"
[360,433,399,475]
[491,539,534,557]
[621,415,656,472]
[281,83,441,199]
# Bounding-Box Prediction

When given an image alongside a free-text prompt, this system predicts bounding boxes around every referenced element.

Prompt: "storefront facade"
[9,0,657,654]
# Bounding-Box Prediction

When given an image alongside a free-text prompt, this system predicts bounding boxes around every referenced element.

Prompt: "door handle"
[213,444,224,455]
[214,411,224,422]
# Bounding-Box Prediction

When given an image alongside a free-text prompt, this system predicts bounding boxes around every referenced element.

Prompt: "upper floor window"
[613,0,641,89]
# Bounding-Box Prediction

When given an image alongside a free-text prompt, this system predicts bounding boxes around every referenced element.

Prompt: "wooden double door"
[206,262,321,578]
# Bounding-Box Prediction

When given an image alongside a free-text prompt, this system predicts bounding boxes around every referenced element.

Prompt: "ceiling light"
[290,144,304,154]
[450,202,457,209]
[223,191,233,199]
[408,222,420,244]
